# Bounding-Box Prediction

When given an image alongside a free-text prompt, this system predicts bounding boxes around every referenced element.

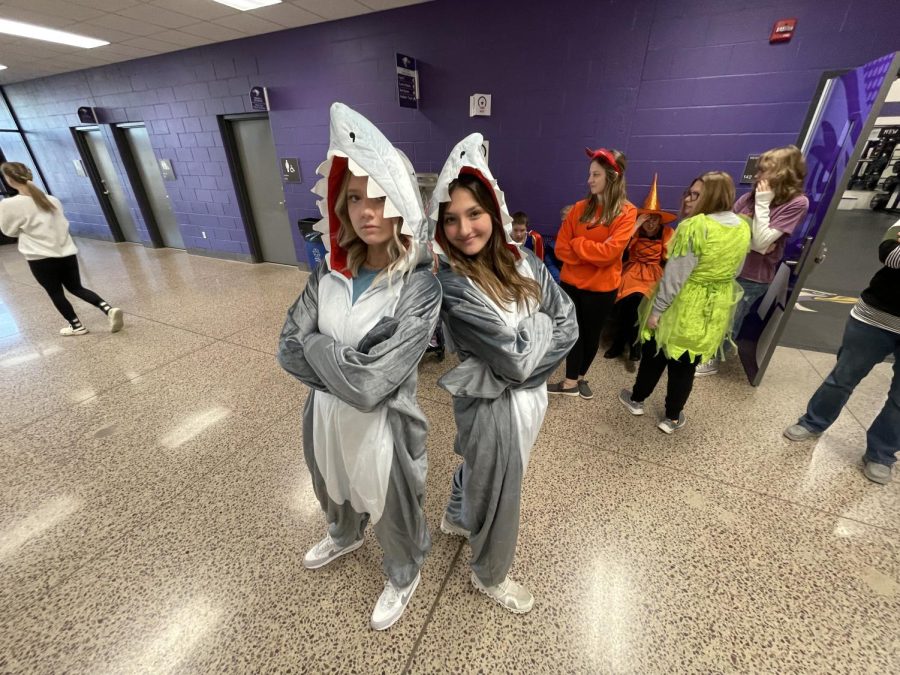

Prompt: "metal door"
[228,117,295,265]
[76,127,141,243]
[738,52,900,385]
[120,125,184,249]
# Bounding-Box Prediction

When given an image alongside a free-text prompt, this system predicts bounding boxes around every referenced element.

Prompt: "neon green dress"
[639,213,751,363]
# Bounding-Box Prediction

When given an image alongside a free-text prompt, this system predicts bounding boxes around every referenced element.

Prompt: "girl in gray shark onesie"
[277,103,440,631]
[431,135,577,613]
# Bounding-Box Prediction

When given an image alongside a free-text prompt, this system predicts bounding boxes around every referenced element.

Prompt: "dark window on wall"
[0,87,47,196]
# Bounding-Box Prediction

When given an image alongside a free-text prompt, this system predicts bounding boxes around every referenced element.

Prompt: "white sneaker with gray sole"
[108,307,124,333]
[695,359,719,376]
[617,389,644,416]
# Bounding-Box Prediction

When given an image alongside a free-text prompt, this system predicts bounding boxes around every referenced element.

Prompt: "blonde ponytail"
[1,162,55,212]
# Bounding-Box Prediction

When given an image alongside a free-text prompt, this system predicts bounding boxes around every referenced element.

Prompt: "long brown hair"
[757,145,806,206]
[333,170,410,281]
[1,162,55,212]
[581,150,628,226]
[438,173,541,310]
[692,171,736,216]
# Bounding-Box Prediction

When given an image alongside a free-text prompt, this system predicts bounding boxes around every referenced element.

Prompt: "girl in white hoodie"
[0,162,123,335]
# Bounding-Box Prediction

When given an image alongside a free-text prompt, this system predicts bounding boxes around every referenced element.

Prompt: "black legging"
[560,282,617,380]
[28,255,108,325]
[631,338,701,420]
[609,292,644,354]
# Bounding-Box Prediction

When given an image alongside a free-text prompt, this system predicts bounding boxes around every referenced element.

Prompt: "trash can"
[298,218,327,269]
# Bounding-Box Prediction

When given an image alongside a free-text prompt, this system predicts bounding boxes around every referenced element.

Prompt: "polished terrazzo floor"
[1,239,898,674]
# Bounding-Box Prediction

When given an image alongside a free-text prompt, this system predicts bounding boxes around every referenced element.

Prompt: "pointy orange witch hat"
[637,174,678,224]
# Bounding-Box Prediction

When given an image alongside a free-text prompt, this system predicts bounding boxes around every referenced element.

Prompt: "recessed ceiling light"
[211,0,282,11]
[0,65,7,71]
[0,19,109,49]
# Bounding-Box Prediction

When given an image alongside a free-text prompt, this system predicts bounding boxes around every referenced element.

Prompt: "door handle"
[814,244,828,264]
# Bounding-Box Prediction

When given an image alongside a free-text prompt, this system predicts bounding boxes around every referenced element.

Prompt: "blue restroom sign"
[396,53,419,109]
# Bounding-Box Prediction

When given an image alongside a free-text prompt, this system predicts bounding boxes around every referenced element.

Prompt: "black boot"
[604,343,624,359]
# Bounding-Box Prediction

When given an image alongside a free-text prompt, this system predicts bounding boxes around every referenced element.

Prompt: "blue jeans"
[732,277,769,340]
[800,316,900,467]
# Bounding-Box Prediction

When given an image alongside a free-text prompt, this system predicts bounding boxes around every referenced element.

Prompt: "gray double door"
[78,127,142,244]
[119,125,184,249]
[227,116,296,265]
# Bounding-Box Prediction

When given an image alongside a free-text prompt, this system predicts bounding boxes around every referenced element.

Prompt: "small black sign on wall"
[250,86,270,112]
[741,154,761,184]
[281,158,301,183]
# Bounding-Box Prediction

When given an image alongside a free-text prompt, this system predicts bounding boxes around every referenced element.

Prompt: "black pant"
[28,255,107,324]
[609,292,643,353]
[560,282,617,380]
[631,339,701,419]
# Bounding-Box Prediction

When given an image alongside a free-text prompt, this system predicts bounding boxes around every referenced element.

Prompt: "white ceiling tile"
[3,0,105,22]
[358,0,429,10]
[149,0,238,21]
[0,7,81,30]
[252,2,321,27]
[295,0,371,20]
[71,0,142,10]
[95,43,157,58]
[212,13,284,35]
[151,29,215,48]
[81,13,167,37]
[115,4,199,29]
[120,36,188,52]
[66,21,148,43]
[179,21,246,41]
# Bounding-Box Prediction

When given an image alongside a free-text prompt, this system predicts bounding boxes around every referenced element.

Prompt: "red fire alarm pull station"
[770,18,797,43]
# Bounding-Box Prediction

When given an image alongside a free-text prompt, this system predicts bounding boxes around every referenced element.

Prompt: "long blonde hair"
[757,145,806,206]
[1,162,55,212]
[581,150,628,226]
[333,171,410,281]
[692,171,736,216]
[437,173,541,310]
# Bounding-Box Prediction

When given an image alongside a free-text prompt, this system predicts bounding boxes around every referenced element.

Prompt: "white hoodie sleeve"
[749,190,783,253]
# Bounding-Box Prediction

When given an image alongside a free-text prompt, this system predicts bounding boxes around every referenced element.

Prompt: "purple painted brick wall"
[1,0,898,260]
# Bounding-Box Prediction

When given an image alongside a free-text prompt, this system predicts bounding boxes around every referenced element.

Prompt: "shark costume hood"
[312,102,430,277]
[428,132,519,260]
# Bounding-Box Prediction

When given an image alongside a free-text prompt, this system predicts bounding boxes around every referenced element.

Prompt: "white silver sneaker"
[371,572,420,631]
[695,359,719,376]
[302,533,364,570]
[60,325,88,336]
[440,513,470,539]
[617,389,644,416]
[108,307,124,333]
[657,412,687,434]
[471,572,534,614]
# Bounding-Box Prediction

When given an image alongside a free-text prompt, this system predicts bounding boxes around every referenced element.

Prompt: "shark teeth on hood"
[382,196,402,219]
[428,133,517,257]
[308,102,430,274]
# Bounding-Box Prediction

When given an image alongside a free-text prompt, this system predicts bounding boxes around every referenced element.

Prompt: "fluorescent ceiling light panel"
[212,0,282,11]
[0,65,7,71]
[0,19,109,49]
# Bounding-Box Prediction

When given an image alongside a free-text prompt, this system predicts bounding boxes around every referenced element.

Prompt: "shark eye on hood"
[349,132,356,142]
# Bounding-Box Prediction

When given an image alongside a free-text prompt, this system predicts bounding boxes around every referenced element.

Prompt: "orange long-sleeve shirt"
[555,198,637,292]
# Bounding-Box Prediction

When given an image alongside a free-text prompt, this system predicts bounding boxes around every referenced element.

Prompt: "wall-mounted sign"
[469,93,491,117]
[159,158,176,181]
[281,157,301,183]
[741,154,761,184]
[77,106,98,124]
[73,159,86,176]
[249,86,269,112]
[769,18,797,43]
[396,53,419,109]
